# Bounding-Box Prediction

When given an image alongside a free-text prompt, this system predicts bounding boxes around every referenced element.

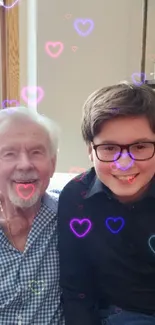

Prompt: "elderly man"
[0,106,64,325]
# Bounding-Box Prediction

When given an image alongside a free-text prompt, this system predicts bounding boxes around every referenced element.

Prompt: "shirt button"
[78,293,85,299]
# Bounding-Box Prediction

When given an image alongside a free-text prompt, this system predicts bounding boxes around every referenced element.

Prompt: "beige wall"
[19,0,155,173]
[0,28,1,106]
[19,0,28,107]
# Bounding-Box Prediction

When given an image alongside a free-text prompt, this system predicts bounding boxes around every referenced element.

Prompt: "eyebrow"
[0,144,46,151]
[98,138,154,145]
[0,146,16,152]
[29,145,46,151]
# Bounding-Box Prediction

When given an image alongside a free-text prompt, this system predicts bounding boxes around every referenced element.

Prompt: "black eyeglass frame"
[92,141,155,162]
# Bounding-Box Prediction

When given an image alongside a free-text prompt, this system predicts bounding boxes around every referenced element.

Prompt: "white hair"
[0,106,60,157]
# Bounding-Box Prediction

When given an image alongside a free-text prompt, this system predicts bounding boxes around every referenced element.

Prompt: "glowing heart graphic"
[131,72,146,86]
[65,13,72,19]
[127,176,136,184]
[74,18,94,36]
[45,42,64,58]
[72,46,78,52]
[2,99,20,109]
[70,218,92,238]
[21,86,44,106]
[105,217,125,234]
[114,152,135,171]
[110,162,118,172]
[2,0,19,9]
[148,54,155,61]
[16,184,35,200]
[78,205,83,210]
[28,280,45,295]
[148,235,155,254]
[69,167,86,182]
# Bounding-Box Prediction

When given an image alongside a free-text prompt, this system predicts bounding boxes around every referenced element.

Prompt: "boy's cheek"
[137,160,155,176]
[94,161,112,179]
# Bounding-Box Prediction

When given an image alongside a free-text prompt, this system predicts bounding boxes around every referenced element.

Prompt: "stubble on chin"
[7,187,41,209]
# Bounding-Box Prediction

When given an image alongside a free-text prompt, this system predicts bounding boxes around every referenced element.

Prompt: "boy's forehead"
[94,116,155,143]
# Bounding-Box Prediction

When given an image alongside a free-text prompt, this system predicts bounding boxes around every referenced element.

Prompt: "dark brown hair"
[81,82,155,144]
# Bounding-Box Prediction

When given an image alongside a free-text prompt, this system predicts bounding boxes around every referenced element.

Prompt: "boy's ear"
[88,144,93,162]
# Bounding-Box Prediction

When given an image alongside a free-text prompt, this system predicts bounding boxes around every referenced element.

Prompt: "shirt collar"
[85,175,112,199]
[41,192,58,212]
[85,169,155,200]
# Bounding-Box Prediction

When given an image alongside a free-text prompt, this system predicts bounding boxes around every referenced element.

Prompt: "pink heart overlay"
[148,54,155,61]
[16,184,35,200]
[72,46,78,52]
[69,167,86,182]
[21,86,44,106]
[110,162,118,172]
[70,218,92,238]
[45,42,64,58]
[127,176,136,184]
[65,13,72,19]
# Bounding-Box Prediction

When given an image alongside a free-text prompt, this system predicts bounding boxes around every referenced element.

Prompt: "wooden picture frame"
[0,0,20,108]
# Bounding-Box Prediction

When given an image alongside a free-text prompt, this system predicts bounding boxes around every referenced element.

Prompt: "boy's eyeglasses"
[92,142,155,162]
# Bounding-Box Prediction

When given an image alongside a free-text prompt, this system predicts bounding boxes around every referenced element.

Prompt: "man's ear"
[88,144,93,162]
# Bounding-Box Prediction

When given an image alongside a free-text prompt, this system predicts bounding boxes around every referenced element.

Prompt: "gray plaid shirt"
[0,192,65,325]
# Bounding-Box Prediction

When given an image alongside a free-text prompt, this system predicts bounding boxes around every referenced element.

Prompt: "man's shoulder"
[42,192,58,213]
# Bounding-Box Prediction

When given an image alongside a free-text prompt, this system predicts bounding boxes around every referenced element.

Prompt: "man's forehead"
[0,142,47,149]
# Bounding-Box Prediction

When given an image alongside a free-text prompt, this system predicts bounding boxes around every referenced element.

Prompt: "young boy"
[58,83,155,325]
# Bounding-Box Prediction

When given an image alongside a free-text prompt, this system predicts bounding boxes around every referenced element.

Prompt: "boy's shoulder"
[59,167,96,199]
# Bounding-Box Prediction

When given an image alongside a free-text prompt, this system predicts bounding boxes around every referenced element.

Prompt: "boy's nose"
[115,151,135,171]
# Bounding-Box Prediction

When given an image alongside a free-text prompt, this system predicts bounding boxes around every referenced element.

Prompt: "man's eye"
[32,150,42,154]
[4,152,15,156]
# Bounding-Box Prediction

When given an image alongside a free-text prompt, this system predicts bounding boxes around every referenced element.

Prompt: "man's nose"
[115,150,135,171]
[16,153,33,169]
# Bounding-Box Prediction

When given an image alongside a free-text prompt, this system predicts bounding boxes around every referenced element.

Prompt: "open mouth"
[13,180,38,184]
[113,173,139,182]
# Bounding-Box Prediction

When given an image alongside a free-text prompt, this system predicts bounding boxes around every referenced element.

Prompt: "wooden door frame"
[0,0,20,108]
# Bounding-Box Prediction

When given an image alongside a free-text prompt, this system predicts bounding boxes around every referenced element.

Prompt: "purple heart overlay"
[114,152,135,171]
[2,100,20,115]
[131,72,146,86]
[74,19,94,36]
[70,218,92,238]
[2,99,20,109]
[106,217,125,234]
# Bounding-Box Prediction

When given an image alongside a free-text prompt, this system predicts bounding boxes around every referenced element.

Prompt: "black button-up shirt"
[58,167,155,325]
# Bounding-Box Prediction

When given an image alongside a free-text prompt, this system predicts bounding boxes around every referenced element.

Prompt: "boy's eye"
[135,145,145,149]
[102,146,117,151]
[133,144,148,150]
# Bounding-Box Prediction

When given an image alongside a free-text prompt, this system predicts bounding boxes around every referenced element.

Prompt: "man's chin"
[8,191,41,209]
